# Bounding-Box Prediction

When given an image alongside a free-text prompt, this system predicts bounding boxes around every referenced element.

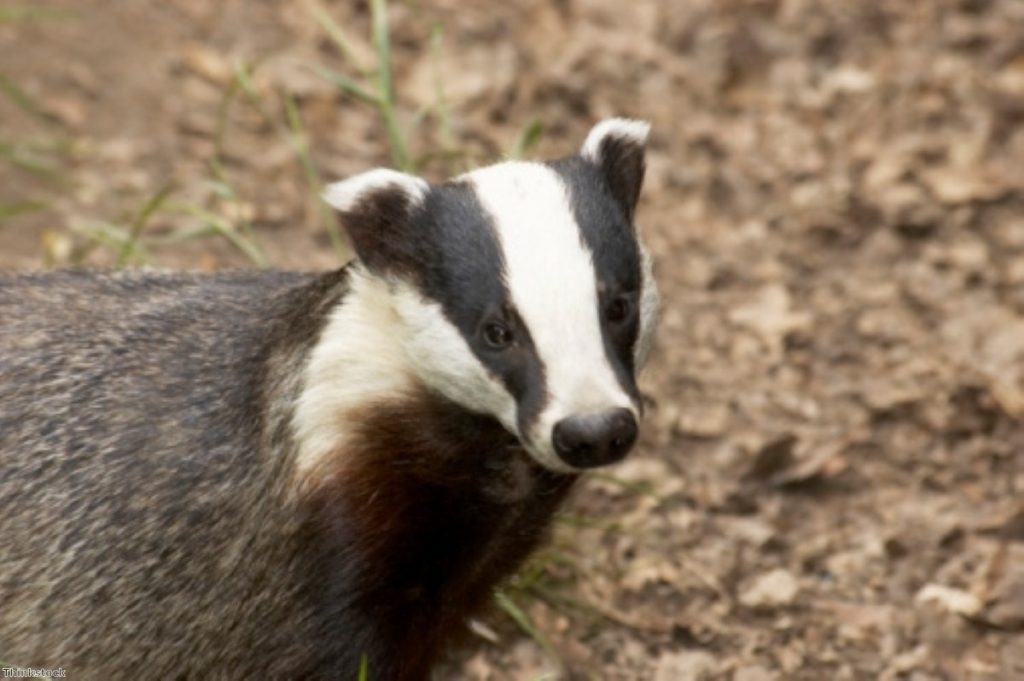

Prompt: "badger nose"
[552,408,638,468]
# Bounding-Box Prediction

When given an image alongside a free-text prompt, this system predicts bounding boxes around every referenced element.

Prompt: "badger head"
[323,119,659,473]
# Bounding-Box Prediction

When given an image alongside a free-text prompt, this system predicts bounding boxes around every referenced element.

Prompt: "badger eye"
[605,295,633,325]
[483,321,514,349]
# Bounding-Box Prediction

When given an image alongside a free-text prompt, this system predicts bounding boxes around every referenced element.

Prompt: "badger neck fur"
[0,119,659,680]
[289,267,577,677]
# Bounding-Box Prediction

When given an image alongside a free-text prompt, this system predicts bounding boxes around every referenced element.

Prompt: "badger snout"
[552,407,638,468]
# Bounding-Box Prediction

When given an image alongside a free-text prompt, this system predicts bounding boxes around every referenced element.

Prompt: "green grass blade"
[0,141,64,183]
[369,0,393,104]
[233,61,348,262]
[0,7,74,23]
[0,199,47,222]
[209,76,242,184]
[509,118,545,159]
[117,184,176,266]
[283,94,349,262]
[165,202,269,268]
[356,654,369,681]
[370,0,412,171]
[71,222,151,264]
[0,74,55,124]
[310,64,378,105]
[305,0,371,77]
[429,23,454,151]
[206,80,269,265]
[494,590,564,676]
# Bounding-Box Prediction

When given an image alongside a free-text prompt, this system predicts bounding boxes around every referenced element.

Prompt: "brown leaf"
[739,568,800,610]
[769,444,848,489]
[676,402,731,439]
[743,433,798,481]
[729,284,812,355]
[921,165,1008,205]
[653,650,717,681]
[915,583,983,617]
[181,44,233,85]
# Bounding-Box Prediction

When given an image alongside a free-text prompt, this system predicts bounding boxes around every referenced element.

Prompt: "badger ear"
[323,169,430,274]
[580,118,650,223]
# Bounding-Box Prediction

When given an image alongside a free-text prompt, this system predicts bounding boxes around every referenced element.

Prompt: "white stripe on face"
[636,244,660,369]
[465,162,637,470]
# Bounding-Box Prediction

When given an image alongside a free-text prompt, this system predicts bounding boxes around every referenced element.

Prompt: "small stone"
[729,284,812,354]
[914,584,982,617]
[181,43,233,85]
[676,403,730,439]
[734,664,777,681]
[654,650,717,681]
[921,165,1007,205]
[739,568,800,610]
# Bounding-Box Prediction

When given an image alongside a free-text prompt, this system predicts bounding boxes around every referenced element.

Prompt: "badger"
[0,118,659,680]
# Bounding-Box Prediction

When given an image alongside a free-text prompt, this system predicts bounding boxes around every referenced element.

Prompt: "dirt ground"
[2,1,1024,679]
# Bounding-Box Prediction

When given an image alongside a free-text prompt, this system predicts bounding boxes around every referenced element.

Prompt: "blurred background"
[2,1,1023,679]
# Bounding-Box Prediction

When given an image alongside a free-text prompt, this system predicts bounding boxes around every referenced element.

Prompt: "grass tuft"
[494,590,565,677]
[509,118,545,160]
[0,6,74,23]
[116,184,176,266]
[369,0,412,172]
[282,93,347,259]
[162,201,270,267]
[0,75,56,125]
[231,60,348,263]
[306,0,434,174]
[0,199,47,223]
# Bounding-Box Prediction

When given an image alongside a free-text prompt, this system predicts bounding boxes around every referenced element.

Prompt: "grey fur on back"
[0,269,349,678]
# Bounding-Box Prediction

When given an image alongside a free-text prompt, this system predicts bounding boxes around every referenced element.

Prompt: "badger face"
[324,119,659,473]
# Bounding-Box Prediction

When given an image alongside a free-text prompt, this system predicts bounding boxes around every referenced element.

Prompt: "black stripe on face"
[548,156,643,404]
[405,182,549,434]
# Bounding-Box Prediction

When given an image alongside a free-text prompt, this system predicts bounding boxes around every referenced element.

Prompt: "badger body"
[0,120,658,680]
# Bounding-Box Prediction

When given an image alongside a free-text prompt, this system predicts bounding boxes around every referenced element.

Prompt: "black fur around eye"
[482,321,514,349]
[604,295,633,325]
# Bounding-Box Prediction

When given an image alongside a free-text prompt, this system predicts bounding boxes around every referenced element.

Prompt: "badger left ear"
[580,118,651,223]
[322,169,430,276]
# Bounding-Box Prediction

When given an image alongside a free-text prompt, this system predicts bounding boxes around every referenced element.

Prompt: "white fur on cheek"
[467,162,638,471]
[635,244,660,369]
[291,271,416,478]
[390,285,518,434]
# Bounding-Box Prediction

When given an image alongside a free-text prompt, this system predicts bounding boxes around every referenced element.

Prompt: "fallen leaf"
[978,545,1024,631]
[654,650,717,681]
[915,583,983,617]
[743,433,798,482]
[729,284,812,355]
[733,664,778,681]
[770,444,848,489]
[677,402,731,439]
[921,165,1007,205]
[739,568,800,610]
[181,44,233,85]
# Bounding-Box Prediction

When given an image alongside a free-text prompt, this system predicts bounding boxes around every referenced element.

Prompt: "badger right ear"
[323,169,430,275]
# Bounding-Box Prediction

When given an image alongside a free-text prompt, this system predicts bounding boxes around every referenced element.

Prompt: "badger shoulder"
[0,267,359,676]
